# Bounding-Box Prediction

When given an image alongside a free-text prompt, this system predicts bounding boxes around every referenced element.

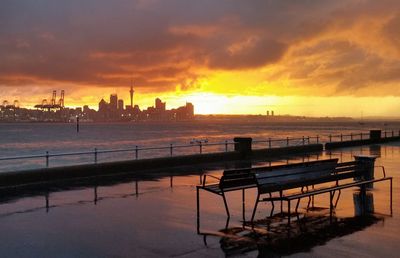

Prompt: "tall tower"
[130,79,134,107]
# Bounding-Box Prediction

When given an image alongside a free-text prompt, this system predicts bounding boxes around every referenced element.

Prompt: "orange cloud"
[1,0,400,115]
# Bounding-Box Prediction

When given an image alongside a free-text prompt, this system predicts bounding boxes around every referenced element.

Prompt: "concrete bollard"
[354,155,377,189]
[234,137,252,157]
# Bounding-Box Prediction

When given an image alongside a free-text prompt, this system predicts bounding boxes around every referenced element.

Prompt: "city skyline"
[1,1,400,117]
[0,86,195,122]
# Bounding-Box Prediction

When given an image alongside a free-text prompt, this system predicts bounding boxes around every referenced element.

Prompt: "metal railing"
[0,130,398,171]
[0,140,236,169]
[253,136,320,149]
[324,130,400,143]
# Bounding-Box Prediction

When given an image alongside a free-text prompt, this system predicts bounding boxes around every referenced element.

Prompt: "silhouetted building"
[98,98,109,120]
[118,99,124,111]
[110,94,118,111]
[83,105,90,113]
[186,102,194,119]
[155,98,166,111]
[98,99,108,113]
[175,102,194,121]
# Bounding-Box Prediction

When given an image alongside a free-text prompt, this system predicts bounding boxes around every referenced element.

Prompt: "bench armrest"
[375,166,386,178]
[202,174,221,187]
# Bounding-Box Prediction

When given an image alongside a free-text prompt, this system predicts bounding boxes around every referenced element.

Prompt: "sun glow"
[180,93,281,115]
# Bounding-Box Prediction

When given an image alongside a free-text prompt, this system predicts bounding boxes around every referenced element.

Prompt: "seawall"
[325,136,400,150]
[0,144,323,188]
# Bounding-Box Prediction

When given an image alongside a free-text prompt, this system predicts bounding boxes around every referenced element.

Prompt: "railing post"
[350,133,353,141]
[45,151,49,167]
[199,142,202,154]
[286,137,289,147]
[268,138,271,148]
[94,148,97,164]
[392,131,394,137]
[170,144,173,156]
[361,133,363,140]
[135,145,138,160]
[340,134,343,142]
[302,136,305,145]
[225,140,228,152]
[316,135,319,144]
[329,134,332,142]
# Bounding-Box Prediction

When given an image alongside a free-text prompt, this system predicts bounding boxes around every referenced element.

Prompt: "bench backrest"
[219,158,367,192]
[255,159,339,190]
[219,169,255,189]
[333,160,366,179]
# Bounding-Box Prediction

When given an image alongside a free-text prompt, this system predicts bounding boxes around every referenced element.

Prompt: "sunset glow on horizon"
[1,0,400,117]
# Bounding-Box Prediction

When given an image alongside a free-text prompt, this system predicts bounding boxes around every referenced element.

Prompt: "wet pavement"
[0,143,399,257]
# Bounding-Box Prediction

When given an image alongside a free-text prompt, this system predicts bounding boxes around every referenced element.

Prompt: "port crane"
[34,90,65,111]
[0,100,19,110]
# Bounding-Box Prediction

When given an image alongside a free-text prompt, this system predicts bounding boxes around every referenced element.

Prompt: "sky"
[1,0,400,117]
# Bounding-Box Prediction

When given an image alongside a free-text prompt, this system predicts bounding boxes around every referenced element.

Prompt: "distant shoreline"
[1,116,400,126]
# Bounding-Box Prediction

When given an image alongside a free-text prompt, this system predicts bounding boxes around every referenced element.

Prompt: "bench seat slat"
[255,160,338,191]
[262,176,392,201]
[258,170,360,194]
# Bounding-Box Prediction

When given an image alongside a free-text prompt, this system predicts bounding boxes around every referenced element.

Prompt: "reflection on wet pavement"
[0,144,398,257]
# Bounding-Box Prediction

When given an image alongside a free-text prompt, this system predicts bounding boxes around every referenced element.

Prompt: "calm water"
[0,121,397,171]
[0,144,398,257]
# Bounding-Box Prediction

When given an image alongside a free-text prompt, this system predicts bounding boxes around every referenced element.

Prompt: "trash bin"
[234,137,252,156]
[369,130,381,141]
[354,155,377,189]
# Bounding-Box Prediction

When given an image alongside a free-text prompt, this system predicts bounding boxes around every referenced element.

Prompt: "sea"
[0,120,397,172]
[0,121,399,257]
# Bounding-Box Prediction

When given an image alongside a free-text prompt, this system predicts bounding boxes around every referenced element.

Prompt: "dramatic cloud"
[0,0,400,108]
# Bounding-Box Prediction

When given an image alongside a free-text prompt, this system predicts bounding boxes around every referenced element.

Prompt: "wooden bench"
[196,159,339,231]
[196,168,256,225]
[251,159,393,223]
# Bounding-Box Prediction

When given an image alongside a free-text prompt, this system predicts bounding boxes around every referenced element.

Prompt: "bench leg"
[251,194,260,224]
[329,191,333,222]
[242,189,246,222]
[312,185,315,208]
[390,178,393,215]
[307,196,311,210]
[45,192,49,213]
[203,235,208,247]
[288,200,291,225]
[93,186,96,205]
[269,193,275,217]
[295,198,301,214]
[222,192,230,219]
[225,216,230,230]
[334,190,341,208]
[196,187,200,234]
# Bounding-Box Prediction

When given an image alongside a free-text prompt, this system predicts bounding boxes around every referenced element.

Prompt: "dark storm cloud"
[0,0,399,95]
